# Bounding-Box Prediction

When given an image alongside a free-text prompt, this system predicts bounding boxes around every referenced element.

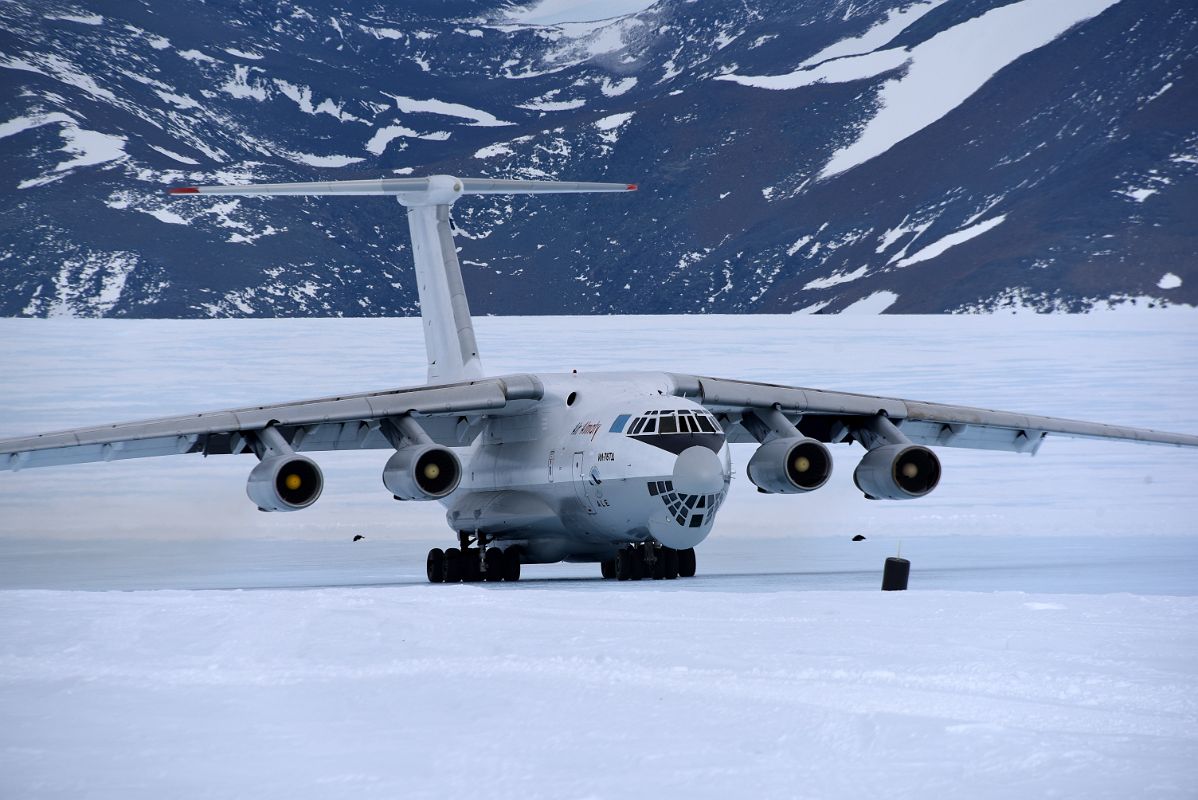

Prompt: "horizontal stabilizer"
[169,174,636,204]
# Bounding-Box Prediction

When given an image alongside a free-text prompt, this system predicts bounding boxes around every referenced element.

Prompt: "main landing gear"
[601,544,697,581]
[427,531,520,583]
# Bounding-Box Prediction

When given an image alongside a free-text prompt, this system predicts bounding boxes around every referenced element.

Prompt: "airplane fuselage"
[442,372,732,564]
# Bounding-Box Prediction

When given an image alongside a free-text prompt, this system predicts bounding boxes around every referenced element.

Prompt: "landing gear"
[678,547,696,578]
[426,532,522,583]
[426,548,446,583]
[610,544,695,581]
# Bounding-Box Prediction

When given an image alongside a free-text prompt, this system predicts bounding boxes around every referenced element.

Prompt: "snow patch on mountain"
[386,94,513,126]
[895,215,1006,268]
[505,0,658,26]
[820,0,1123,178]
[1158,273,1182,290]
[804,265,870,290]
[841,290,899,313]
[799,0,949,67]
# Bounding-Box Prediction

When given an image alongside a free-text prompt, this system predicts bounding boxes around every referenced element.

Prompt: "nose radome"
[672,446,725,495]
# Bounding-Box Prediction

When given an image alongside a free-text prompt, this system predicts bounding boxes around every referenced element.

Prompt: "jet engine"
[746,437,833,494]
[383,444,462,500]
[853,444,941,500]
[246,454,323,511]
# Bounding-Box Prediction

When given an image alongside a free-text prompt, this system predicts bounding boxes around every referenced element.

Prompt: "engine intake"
[383,444,462,500]
[853,444,941,500]
[247,454,323,511]
[746,437,833,494]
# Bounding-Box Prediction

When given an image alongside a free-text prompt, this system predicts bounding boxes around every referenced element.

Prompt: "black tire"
[502,547,522,582]
[615,549,631,581]
[426,548,446,583]
[445,548,463,583]
[629,549,645,581]
[463,549,483,582]
[663,547,679,580]
[652,550,666,580]
[678,547,696,578]
[600,559,616,579]
[484,548,504,582]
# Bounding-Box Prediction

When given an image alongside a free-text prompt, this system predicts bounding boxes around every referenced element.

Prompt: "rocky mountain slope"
[1,0,1194,316]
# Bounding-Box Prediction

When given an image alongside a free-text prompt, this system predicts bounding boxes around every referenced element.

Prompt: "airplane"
[3,174,1197,583]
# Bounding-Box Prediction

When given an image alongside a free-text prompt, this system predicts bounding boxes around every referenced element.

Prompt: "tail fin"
[171,175,636,384]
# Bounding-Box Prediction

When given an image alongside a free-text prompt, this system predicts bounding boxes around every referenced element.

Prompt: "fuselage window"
[658,415,677,434]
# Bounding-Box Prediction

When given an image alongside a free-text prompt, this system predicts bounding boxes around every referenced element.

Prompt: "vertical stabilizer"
[167,174,636,386]
[404,203,483,383]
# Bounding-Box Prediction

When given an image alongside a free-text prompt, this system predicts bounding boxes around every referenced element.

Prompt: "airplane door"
[572,451,596,514]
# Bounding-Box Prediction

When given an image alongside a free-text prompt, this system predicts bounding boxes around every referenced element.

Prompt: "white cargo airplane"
[3,175,1197,583]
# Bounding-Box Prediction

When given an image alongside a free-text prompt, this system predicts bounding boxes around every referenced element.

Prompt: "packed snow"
[1,314,1197,798]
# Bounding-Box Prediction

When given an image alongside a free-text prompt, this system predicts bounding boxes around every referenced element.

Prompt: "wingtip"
[627,183,638,191]
[167,187,199,195]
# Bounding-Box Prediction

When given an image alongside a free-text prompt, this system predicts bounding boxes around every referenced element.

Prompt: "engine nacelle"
[746,437,833,494]
[853,444,941,500]
[383,444,462,501]
[246,454,323,512]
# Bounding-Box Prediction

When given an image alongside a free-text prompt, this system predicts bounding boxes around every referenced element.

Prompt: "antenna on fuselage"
[169,175,637,385]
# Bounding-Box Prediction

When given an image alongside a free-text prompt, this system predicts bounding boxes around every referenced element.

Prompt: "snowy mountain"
[1,0,1195,317]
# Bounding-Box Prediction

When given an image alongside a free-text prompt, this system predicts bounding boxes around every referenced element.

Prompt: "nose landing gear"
[427,531,521,583]
[603,544,695,581]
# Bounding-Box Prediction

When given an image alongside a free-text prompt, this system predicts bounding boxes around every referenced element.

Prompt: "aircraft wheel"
[600,559,616,579]
[463,549,483,582]
[651,551,666,580]
[678,547,696,578]
[426,548,446,583]
[484,548,504,582]
[663,547,679,580]
[502,547,522,582]
[615,548,632,581]
[629,549,645,581]
[445,548,463,583]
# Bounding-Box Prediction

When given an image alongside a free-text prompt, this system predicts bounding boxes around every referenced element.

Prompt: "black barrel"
[881,557,910,591]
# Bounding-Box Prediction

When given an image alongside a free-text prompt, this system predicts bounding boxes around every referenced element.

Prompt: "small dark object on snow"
[882,557,910,591]
[852,534,867,542]
[353,534,365,542]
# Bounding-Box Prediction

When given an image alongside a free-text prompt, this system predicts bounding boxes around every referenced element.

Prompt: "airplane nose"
[672,446,725,495]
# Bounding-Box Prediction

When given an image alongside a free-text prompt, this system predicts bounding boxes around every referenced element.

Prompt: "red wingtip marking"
[168,187,199,195]
[627,183,638,191]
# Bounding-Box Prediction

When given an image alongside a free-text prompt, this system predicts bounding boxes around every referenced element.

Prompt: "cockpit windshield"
[625,410,722,436]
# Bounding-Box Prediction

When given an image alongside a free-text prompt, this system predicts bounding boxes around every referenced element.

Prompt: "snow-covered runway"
[3,567,1196,799]
[2,313,1196,797]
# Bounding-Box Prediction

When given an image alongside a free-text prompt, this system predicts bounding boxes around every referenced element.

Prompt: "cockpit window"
[624,410,723,437]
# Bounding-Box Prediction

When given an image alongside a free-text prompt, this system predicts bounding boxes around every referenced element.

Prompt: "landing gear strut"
[605,544,695,581]
[427,531,521,583]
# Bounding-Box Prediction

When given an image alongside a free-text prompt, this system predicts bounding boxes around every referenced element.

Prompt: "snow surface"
[2,315,1198,797]
[1,541,1196,798]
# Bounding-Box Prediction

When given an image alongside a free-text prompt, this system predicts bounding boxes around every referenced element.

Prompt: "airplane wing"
[673,374,1198,453]
[0,375,543,472]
